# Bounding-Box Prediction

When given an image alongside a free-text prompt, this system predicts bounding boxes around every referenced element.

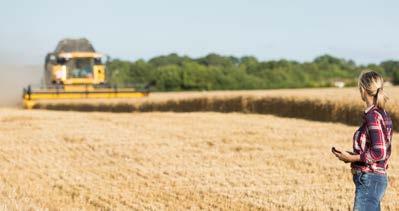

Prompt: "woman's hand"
[333,150,352,163]
[332,147,361,163]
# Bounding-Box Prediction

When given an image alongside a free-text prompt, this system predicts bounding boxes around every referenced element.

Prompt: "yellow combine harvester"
[23,38,149,109]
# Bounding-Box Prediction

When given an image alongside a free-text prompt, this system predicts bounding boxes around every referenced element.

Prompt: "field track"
[0,109,398,210]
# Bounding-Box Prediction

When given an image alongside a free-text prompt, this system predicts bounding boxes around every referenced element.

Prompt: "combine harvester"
[22,38,150,109]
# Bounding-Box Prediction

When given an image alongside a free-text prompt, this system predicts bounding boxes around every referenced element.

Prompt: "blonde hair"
[358,70,389,109]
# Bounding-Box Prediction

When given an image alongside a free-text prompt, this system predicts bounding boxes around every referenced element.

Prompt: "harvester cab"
[23,38,149,109]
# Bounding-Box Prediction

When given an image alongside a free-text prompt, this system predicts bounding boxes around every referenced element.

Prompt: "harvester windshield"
[67,58,94,79]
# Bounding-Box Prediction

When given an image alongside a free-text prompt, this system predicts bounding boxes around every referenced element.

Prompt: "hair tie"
[375,87,381,97]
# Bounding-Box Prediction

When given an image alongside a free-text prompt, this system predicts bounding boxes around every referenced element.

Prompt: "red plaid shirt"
[351,104,393,174]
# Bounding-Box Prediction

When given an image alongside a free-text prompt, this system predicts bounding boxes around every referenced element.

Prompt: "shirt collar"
[364,104,376,114]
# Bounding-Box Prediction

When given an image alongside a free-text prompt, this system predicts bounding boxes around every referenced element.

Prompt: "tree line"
[106,53,399,91]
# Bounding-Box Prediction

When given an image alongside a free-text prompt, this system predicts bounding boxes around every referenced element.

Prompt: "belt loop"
[358,171,365,186]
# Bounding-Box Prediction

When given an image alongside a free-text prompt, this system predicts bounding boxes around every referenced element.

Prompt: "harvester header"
[23,38,149,109]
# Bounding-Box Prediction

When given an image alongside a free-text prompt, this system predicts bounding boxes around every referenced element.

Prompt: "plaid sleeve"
[360,110,386,164]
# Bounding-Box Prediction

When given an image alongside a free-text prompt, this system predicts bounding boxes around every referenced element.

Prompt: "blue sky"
[0,0,398,65]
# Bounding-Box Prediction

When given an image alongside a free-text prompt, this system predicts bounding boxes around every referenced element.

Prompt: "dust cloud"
[0,63,41,107]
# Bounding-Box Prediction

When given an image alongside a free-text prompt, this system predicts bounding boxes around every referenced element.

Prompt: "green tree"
[380,60,399,78]
[107,53,394,92]
[197,53,234,67]
[393,70,399,85]
[154,65,182,91]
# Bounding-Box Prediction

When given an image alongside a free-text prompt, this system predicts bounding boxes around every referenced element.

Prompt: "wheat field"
[32,87,399,132]
[0,108,398,210]
[34,86,399,106]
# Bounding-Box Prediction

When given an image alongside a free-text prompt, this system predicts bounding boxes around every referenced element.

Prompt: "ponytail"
[374,87,388,109]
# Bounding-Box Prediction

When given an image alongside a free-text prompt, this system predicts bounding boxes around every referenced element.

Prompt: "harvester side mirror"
[45,53,57,65]
[98,55,110,64]
[23,85,32,100]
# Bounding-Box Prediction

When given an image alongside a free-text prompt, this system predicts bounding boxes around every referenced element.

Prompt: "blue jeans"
[352,171,388,211]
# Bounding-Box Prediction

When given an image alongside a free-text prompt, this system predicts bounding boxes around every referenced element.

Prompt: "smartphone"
[331,147,341,154]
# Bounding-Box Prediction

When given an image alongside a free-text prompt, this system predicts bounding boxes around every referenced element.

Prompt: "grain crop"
[32,86,399,131]
[0,109,397,210]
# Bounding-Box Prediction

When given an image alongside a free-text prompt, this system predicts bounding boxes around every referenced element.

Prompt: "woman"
[332,70,393,211]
